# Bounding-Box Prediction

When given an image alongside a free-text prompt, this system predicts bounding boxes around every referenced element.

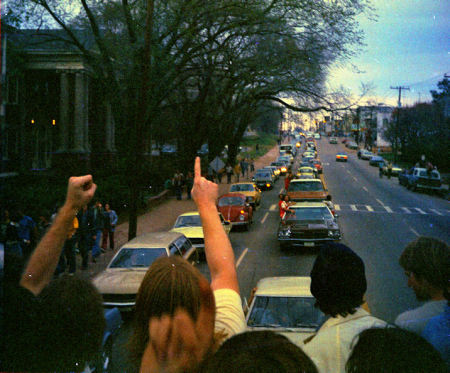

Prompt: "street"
[110,139,450,371]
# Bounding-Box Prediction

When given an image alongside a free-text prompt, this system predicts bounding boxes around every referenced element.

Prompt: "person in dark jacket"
[91,201,104,262]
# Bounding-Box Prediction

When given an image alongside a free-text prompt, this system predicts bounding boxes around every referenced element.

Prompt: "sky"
[328,0,449,107]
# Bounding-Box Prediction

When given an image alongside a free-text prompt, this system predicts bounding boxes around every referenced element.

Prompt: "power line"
[390,86,410,108]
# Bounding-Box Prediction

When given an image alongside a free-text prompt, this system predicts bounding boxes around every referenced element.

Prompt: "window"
[169,243,183,256]
[174,236,192,255]
[109,248,167,268]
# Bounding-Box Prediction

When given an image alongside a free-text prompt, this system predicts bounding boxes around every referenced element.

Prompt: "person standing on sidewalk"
[226,164,233,184]
[250,158,255,172]
[102,203,118,250]
[55,216,79,275]
[91,201,104,262]
[185,171,194,199]
[173,171,183,200]
[234,162,241,182]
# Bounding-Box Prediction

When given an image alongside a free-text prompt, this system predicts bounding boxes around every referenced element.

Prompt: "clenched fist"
[65,175,97,211]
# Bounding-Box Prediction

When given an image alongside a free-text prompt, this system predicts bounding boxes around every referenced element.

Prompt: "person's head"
[346,327,447,373]
[105,203,110,211]
[310,243,367,317]
[399,236,449,301]
[326,195,332,201]
[37,275,105,372]
[279,193,284,201]
[284,195,290,202]
[200,331,318,373]
[95,200,102,208]
[129,256,215,366]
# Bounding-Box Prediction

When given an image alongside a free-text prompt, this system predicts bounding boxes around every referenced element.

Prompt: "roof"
[290,202,328,208]
[122,231,184,248]
[290,179,322,183]
[255,277,312,297]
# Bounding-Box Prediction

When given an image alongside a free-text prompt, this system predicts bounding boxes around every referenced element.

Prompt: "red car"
[217,193,253,230]
[312,159,323,174]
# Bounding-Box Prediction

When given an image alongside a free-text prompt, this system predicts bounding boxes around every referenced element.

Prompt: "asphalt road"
[110,138,449,372]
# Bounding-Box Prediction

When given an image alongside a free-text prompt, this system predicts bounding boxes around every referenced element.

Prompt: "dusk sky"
[328,0,449,107]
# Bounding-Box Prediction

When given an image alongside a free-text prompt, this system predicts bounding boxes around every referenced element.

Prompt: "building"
[1,29,116,176]
[356,104,394,149]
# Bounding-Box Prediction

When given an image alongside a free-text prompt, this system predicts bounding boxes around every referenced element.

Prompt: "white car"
[245,277,325,346]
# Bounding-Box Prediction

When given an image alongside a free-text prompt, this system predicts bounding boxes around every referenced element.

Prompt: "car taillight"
[266,183,270,188]
[240,210,245,214]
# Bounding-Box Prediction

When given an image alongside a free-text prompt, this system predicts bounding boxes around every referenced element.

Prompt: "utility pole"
[390,86,410,163]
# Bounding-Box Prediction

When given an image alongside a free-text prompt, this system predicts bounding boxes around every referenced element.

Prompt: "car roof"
[177,211,200,217]
[122,231,184,248]
[231,182,255,185]
[290,201,328,208]
[255,277,312,297]
[290,179,322,183]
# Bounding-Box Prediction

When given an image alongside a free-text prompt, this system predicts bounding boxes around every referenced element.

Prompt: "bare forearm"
[20,204,77,295]
[198,203,238,293]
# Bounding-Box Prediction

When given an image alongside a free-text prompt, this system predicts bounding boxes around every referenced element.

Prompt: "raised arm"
[192,157,239,293]
[20,175,96,295]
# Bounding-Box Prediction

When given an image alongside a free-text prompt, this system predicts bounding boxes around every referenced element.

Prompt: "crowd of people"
[1,157,448,372]
[1,199,118,275]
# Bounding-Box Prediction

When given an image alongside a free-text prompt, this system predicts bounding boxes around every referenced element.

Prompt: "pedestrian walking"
[102,203,118,250]
[379,163,383,178]
[284,172,293,191]
[387,162,393,179]
[173,171,183,200]
[217,168,224,184]
[250,158,255,172]
[226,164,233,184]
[234,163,241,182]
[77,205,92,270]
[241,159,249,178]
[185,171,194,199]
[91,201,104,262]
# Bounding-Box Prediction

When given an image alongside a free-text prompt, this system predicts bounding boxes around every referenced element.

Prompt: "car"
[303,151,315,159]
[161,144,177,155]
[171,211,231,251]
[329,137,338,144]
[311,159,323,174]
[296,166,317,179]
[279,144,295,156]
[245,277,326,345]
[229,182,262,208]
[314,133,321,139]
[217,193,253,230]
[382,163,402,176]
[295,141,301,148]
[369,155,385,167]
[287,179,328,202]
[263,166,279,181]
[277,202,341,249]
[92,232,198,311]
[358,149,374,160]
[278,155,294,165]
[399,167,443,193]
[346,141,358,150]
[271,161,288,175]
[253,169,275,190]
[336,152,348,162]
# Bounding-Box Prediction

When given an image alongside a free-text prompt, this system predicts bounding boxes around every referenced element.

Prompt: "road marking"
[401,207,411,214]
[261,212,269,224]
[430,209,443,216]
[383,206,393,213]
[353,176,358,182]
[269,204,277,211]
[335,204,340,211]
[363,186,369,192]
[346,170,351,174]
[410,228,420,237]
[414,208,427,215]
[376,199,385,206]
[236,248,248,268]
[366,205,374,211]
[350,204,357,211]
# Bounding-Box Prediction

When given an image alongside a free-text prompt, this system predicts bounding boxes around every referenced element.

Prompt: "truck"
[398,167,443,194]
[325,123,332,136]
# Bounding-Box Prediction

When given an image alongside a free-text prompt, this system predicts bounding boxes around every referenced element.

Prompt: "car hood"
[218,206,246,221]
[287,191,327,200]
[93,269,147,294]
[170,226,204,239]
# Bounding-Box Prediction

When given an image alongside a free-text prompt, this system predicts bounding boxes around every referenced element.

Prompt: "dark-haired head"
[346,327,447,373]
[200,330,318,373]
[310,243,367,317]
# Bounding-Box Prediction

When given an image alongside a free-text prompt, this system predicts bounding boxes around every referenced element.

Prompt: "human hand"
[140,280,215,373]
[65,175,97,212]
[192,157,218,209]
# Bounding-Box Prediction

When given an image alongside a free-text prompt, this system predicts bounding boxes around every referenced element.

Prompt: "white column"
[73,72,85,152]
[58,72,69,151]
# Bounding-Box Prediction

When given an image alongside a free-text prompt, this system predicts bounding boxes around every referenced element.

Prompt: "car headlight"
[328,230,340,237]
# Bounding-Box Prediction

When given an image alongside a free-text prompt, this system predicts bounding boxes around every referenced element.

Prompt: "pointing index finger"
[194,157,201,179]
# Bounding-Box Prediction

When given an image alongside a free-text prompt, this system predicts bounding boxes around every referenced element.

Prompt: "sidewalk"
[79,145,281,280]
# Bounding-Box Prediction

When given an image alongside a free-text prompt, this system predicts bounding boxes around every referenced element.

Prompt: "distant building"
[1,29,116,176]
[356,104,394,149]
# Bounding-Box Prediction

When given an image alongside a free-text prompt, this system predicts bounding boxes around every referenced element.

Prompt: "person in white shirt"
[302,243,386,373]
[395,236,449,335]
[135,157,245,373]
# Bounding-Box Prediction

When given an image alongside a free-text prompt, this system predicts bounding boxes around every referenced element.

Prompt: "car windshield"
[271,162,283,167]
[286,207,332,221]
[247,296,324,328]
[174,215,201,227]
[337,153,347,156]
[218,196,245,206]
[230,184,254,192]
[419,170,440,178]
[109,248,167,268]
[255,173,271,178]
[288,181,323,192]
